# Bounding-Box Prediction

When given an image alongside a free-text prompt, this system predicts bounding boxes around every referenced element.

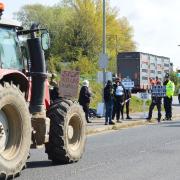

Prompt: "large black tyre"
[0,83,31,180]
[45,99,86,163]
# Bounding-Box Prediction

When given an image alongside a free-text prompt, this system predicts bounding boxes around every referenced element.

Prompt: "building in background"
[117,52,172,92]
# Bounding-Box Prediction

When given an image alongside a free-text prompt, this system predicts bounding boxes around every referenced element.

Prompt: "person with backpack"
[104,80,115,125]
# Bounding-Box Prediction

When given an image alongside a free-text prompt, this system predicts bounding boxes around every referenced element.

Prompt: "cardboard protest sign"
[59,70,80,98]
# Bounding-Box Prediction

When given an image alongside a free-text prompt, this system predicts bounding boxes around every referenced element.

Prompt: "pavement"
[86,104,180,135]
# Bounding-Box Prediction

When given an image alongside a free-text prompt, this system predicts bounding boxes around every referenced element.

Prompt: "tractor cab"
[0,19,23,70]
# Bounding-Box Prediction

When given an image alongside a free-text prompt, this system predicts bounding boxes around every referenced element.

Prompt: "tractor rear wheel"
[45,99,86,163]
[0,83,31,179]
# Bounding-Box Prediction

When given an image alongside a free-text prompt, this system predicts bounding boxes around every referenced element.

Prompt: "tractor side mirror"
[41,32,50,50]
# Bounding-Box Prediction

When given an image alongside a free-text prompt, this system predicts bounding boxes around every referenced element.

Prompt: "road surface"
[17,119,180,180]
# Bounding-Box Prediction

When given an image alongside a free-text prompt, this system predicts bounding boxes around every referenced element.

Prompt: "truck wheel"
[0,83,31,179]
[45,99,86,163]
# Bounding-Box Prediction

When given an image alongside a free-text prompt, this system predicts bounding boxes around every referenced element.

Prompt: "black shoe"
[105,122,108,125]
[163,117,168,121]
[87,120,92,123]
[126,116,132,119]
[146,118,151,121]
[117,120,122,123]
[109,121,115,125]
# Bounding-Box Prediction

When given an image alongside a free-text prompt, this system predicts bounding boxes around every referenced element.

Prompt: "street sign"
[98,53,109,69]
[97,71,112,83]
[122,78,134,90]
[140,92,149,118]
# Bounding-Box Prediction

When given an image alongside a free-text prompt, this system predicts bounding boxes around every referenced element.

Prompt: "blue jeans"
[105,101,114,123]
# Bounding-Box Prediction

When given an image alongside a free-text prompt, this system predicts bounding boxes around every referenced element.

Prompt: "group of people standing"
[104,77,132,125]
[78,73,175,125]
[146,73,175,122]
[78,78,132,124]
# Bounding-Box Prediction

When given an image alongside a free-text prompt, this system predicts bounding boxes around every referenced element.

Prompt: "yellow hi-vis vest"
[166,80,175,98]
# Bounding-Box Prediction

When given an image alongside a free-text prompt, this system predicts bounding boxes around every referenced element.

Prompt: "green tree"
[15,0,136,76]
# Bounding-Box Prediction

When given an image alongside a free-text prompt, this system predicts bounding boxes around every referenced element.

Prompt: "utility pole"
[102,0,106,88]
[115,34,118,75]
[97,0,108,117]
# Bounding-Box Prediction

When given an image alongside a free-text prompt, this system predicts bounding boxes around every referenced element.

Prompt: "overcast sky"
[2,0,180,69]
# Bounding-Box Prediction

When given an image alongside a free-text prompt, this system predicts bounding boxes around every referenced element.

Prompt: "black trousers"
[112,96,124,120]
[164,96,172,119]
[178,94,180,104]
[126,100,130,117]
[112,102,116,120]
[148,101,161,120]
[82,104,89,122]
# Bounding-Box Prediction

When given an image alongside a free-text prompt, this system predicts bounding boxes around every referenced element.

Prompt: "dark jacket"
[104,84,114,103]
[78,86,91,106]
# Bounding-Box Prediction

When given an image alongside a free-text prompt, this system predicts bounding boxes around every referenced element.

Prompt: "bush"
[128,96,151,113]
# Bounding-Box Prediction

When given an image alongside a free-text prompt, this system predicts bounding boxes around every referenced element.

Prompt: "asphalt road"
[17,120,180,180]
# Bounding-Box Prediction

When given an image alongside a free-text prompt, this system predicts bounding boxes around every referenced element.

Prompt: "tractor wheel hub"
[68,125,74,140]
[0,111,9,153]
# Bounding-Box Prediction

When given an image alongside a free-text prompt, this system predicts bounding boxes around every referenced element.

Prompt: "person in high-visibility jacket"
[163,73,175,121]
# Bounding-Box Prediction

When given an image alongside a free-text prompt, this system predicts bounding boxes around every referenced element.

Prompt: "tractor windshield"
[0,27,23,70]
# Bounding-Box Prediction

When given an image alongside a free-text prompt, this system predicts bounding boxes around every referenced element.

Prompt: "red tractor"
[0,4,86,179]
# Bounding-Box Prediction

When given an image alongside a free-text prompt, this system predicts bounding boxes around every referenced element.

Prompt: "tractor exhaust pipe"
[28,24,47,113]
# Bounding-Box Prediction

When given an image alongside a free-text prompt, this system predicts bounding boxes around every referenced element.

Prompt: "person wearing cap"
[146,77,162,123]
[78,80,92,123]
[163,73,175,121]
[112,77,126,122]
[103,80,115,125]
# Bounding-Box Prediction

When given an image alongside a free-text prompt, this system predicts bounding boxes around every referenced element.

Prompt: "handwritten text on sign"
[59,71,80,98]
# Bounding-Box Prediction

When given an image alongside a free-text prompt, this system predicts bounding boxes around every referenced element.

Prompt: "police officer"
[178,88,180,104]
[146,79,162,122]
[112,77,126,122]
[163,73,175,121]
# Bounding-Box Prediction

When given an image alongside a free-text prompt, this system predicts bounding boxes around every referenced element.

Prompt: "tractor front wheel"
[45,99,86,163]
[0,83,31,179]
